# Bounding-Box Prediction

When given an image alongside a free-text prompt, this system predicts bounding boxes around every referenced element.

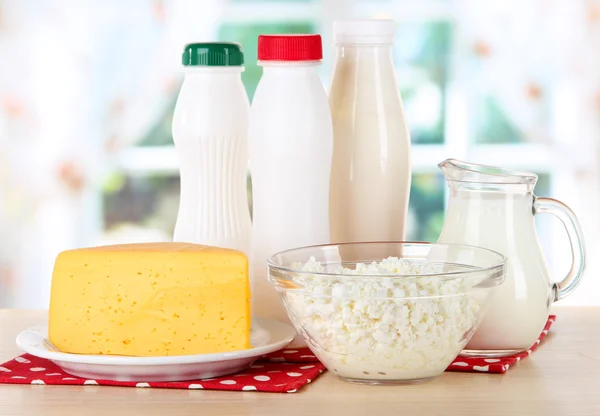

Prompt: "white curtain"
[0,0,223,308]
[459,0,600,304]
[458,0,598,145]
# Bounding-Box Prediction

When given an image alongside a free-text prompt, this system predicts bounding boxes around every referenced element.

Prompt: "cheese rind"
[48,242,251,357]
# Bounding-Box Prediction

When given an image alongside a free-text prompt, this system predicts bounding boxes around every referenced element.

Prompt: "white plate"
[16,317,295,382]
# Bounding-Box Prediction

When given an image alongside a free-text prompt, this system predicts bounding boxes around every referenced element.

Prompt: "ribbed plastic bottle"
[329,20,412,244]
[172,43,252,256]
[249,34,333,324]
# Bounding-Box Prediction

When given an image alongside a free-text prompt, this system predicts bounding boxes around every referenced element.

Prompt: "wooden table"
[0,308,599,416]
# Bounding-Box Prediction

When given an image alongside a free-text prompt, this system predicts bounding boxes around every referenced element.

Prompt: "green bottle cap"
[182,42,244,67]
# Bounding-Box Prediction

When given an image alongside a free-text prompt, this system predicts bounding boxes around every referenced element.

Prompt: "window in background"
[102,0,554,257]
[103,175,179,240]
[472,89,552,144]
[103,13,456,241]
[1,0,595,311]
[394,21,452,144]
[473,94,522,144]
[408,173,445,241]
[138,96,177,147]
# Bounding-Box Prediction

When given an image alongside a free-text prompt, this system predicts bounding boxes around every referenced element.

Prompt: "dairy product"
[329,20,411,244]
[48,242,251,356]
[249,34,333,324]
[437,191,553,351]
[437,159,586,356]
[284,257,487,381]
[172,42,251,256]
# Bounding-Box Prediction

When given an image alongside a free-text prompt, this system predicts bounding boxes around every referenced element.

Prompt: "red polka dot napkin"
[0,348,325,393]
[0,315,555,390]
[447,314,556,373]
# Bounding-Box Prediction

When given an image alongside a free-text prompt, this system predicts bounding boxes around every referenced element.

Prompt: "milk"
[437,189,553,352]
[328,20,411,245]
[249,34,333,325]
[172,43,251,256]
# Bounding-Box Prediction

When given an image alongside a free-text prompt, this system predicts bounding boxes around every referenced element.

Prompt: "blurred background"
[0,0,598,308]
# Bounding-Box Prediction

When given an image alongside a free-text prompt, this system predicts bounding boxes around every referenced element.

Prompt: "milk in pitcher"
[438,191,553,351]
[436,159,586,356]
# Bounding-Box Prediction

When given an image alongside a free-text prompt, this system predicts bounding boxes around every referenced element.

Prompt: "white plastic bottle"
[249,34,333,323]
[329,20,412,244]
[172,42,252,256]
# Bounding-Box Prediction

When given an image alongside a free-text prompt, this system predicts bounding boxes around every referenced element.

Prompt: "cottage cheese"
[283,257,489,382]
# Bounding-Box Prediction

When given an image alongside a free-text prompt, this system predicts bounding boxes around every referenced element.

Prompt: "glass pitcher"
[436,159,586,357]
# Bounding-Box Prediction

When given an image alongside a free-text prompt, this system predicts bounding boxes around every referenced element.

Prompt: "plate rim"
[16,317,295,366]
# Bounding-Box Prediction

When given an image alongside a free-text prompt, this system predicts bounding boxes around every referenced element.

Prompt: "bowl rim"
[266,241,507,279]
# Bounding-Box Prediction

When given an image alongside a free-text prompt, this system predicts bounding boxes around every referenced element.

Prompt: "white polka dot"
[484,359,500,363]
[452,362,469,367]
[269,357,285,362]
[542,330,549,335]
[287,389,297,393]
[318,370,323,373]
[11,376,26,379]
[287,372,302,377]
[62,378,77,381]
[0,367,10,372]
[504,365,510,370]
[30,367,45,372]
[300,355,316,358]
[473,365,489,372]
[188,384,203,389]
[250,365,264,369]
[516,357,521,362]
[527,350,532,355]
[283,350,299,354]
[307,379,312,383]
[242,385,257,391]
[15,357,30,363]
[84,380,98,385]
[535,340,541,344]
[300,365,315,369]
[136,382,150,388]
[45,373,62,376]
[219,380,236,385]
[31,380,45,385]
[253,375,270,382]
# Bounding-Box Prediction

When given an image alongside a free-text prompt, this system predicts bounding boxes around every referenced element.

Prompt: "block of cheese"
[48,242,251,357]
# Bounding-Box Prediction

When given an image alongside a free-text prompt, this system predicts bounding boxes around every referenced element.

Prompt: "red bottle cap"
[257,34,323,61]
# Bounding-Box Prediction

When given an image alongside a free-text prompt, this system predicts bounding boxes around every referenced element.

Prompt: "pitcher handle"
[533,197,586,301]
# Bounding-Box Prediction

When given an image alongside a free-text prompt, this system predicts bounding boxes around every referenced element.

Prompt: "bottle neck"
[259,60,321,75]
[334,44,394,64]
[183,67,244,77]
[331,44,396,88]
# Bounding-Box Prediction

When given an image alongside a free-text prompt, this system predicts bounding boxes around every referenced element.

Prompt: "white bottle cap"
[333,19,396,45]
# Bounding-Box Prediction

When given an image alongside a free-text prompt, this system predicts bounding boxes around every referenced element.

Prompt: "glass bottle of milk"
[329,20,411,244]
[172,43,252,256]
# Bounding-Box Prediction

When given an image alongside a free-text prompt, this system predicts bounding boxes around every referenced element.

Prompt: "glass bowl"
[267,242,506,385]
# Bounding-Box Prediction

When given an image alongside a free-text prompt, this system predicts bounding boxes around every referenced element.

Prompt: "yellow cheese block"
[48,242,251,357]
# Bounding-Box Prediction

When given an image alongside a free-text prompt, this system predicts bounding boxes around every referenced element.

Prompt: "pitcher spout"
[438,158,538,187]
